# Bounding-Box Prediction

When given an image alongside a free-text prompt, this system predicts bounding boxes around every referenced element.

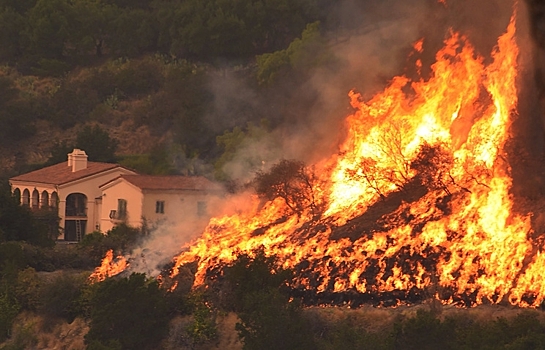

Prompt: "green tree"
[75,124,118,163]
[45,139,73,166]
[0,76,36,146]
[0,8,25,63]
[70,0,118,57]
[256,21,330,85]
[0,0,37,14]
[0,180,52,246]
[165,0,321,60]
[255,49,290,86]
[85,273,170,350]
[46,124,118,164]
[243,0,320,54]
[109,8,156,57]
[118,146,176,175]
[24,0,73,60]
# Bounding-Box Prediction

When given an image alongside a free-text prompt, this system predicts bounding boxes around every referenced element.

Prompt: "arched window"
[50,192,58,209]
[22,189,30,207]
[32,189,39,209]
[41,191,49,209]
[65,193,88,217]
[13,188,21,204]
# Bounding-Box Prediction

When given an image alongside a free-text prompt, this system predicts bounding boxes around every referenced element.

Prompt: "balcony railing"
[109,210,126,223]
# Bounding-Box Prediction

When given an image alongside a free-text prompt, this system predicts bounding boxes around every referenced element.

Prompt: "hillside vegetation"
[0,0,357,179]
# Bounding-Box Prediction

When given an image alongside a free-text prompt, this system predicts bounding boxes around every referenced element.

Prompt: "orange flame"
[89,249,129,283]
[95,10,545,307]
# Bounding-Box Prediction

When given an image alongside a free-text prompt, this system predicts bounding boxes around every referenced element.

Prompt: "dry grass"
[1,311,88,350]
[3,303,545,349]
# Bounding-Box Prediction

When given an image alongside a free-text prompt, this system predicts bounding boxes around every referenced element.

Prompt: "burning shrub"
[410,143,455,194]
[254,159,321,217]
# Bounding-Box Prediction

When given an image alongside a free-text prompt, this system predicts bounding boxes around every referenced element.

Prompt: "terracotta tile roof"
[10,162,123,185]
[119,175,222,191]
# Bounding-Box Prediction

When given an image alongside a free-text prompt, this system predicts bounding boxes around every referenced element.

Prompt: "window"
[117,199,127,219]
[155,200,165,214]
[22,189,30,207]
[197,201,207,217]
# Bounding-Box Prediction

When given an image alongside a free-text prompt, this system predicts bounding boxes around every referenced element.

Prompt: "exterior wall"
[10,167,135,241]
[9,183,58,209]
[100,181,143,232]
[141,190,214,228]
[57,168,135,239]
[101,181,221,234]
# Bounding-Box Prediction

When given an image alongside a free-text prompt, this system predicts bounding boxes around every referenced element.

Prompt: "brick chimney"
[68,149,88,172]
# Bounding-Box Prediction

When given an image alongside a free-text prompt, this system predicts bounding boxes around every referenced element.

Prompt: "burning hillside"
[92,2,545,308]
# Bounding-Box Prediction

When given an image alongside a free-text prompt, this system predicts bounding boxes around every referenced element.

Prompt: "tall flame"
[96,10,545,307]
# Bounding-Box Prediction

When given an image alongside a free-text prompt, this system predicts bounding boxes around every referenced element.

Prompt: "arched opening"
[22,189,30,207]
[50,192,58,209]
[41,191,49,209]
[65,193,87,217]
[31,189,39,210]
[64,193,88,242]
[13,188,21,204]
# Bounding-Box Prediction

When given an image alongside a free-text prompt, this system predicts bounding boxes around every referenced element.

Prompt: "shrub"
[0,292,19,343]
[185,295,218,346]
[391,309,453,350]
[78,224,144,264]
[13,268,40,311]
[85,273,170,350]
[219,251,315,350]
[38,272,87,322]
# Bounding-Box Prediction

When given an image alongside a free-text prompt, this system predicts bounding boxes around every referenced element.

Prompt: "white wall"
[58,168,136,237]
[141,191,213,228]
[11,167,135,240]
[100,181,143,232]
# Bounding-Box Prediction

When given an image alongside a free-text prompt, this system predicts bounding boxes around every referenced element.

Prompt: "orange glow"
[93,9,545,307]
[89,249,128,283]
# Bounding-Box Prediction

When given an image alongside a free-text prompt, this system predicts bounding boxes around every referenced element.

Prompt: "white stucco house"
[98,174,223,233]
[9,149,223,242]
